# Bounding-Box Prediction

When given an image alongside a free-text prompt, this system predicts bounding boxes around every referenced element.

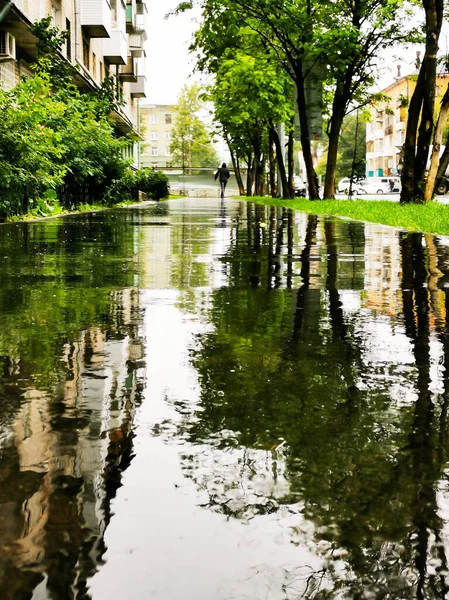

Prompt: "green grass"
[241,196,449,236]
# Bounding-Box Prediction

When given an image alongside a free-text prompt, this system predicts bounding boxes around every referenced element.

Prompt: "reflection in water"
[151,204,449,598]
[0,212,147,599]
[4,200,449,598]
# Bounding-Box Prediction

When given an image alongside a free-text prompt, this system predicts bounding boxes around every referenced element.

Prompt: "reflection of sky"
[89,293,333,599]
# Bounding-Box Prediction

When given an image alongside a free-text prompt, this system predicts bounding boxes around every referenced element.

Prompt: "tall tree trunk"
[268,128,277,197]
[287,128,295,197]
[323,90,346,199]
[246,154,253,196]
[292,60,320,200]
[425,83,449,200]
[227,136,245,195]
[401,0,443,204]
[401,68,425,203]
[271,126,290,198]
[415,0,443,184]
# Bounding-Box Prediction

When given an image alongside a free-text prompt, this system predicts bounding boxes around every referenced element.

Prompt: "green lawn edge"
[235,196,449,237]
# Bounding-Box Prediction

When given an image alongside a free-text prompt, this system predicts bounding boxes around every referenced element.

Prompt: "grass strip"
[241,196,449,237]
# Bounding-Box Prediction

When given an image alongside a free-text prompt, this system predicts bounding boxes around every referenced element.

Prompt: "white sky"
[145,0,203,105]
[143,2,449,102]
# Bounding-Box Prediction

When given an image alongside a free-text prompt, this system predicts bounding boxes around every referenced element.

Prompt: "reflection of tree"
[153,212,449,598]
[0,209,149,599]
[397,232,449,599]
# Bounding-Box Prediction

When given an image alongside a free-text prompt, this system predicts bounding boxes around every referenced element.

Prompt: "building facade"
[140,104,175,168]
[0,0,149,166]
[366,69,449,178]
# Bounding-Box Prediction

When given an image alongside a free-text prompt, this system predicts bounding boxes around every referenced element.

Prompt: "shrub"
[105,168,170,204]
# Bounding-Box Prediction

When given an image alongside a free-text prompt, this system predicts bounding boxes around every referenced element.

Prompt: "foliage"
[0,18,135,220]
[176,0,420,198]
[0,74,67,219]
[106,168,170,203]
[317,114,366,180]
[170,84,219,168]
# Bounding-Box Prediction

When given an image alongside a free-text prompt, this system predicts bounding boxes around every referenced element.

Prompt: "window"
[166,147,172,156]
[92,52,97,78]
[83,39,89,69]
[152,148,159,156]
[150,132,158,140]
[165,131,171,140]
[51,5,58,27]
[150,114,157,124]
[111,0,117,27]
[66,19,71,60]
[165,114,172,124]
[100,61,104,81]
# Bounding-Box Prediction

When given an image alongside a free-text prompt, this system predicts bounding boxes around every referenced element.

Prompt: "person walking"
[214,163,231,199]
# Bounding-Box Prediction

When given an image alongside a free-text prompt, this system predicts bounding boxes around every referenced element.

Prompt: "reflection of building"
[140,104,176,168]
[366,66,449,177]
[0,0,149,166]
[0,288,145,597]
[363,223,403,316]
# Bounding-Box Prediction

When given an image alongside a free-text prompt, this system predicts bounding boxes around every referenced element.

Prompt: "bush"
[105,168,170,203]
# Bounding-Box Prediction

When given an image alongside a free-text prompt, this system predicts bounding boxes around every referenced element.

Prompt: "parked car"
[362,177,401,194]
[293,175,307,197]
[347,180,368,195]
[338,176,401,195]
[337,177,364,194]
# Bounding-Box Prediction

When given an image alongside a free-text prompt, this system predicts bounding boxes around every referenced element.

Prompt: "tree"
[170,84,218,169]
[175,0,417,199]
[204,32,295,197]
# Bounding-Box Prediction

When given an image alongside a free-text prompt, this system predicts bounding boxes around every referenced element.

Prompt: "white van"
[362,177,401,194]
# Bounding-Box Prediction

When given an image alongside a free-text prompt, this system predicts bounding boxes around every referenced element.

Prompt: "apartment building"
[0,0,149,166]
[140,104,175,168]
[366,66,449,177]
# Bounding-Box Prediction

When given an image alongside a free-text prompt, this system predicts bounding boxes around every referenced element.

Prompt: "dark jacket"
[214,164,231,183]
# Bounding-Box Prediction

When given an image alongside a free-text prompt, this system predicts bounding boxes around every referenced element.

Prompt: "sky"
[145,0,203,105]
[143,1,449,105]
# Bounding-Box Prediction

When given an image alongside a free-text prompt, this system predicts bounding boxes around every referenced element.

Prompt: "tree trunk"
[246,155,253,196]
[292,60,320,200]
[415,0,443,184]
[324,89,346,199]
[401,68,425,203]
[287,128,295,197]
[425,83,449,200]
[233,158,245,196]
[401,0,443,204]
[268,128,277,197]
[271,126,290,198]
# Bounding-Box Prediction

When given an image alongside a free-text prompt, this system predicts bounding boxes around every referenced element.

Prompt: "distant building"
[140,104,176,168]
[366,65,449,177]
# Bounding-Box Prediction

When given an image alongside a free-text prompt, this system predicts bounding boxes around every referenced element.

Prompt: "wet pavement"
[1,198,449,599]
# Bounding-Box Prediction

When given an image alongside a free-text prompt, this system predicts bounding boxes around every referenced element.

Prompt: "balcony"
[119,56,138,82]
[135,1,148,32]
[130,75,148,98]
[103,29,128,64]
[80,0,112,38]
[126,0,137,33]
[128,32,145,57]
